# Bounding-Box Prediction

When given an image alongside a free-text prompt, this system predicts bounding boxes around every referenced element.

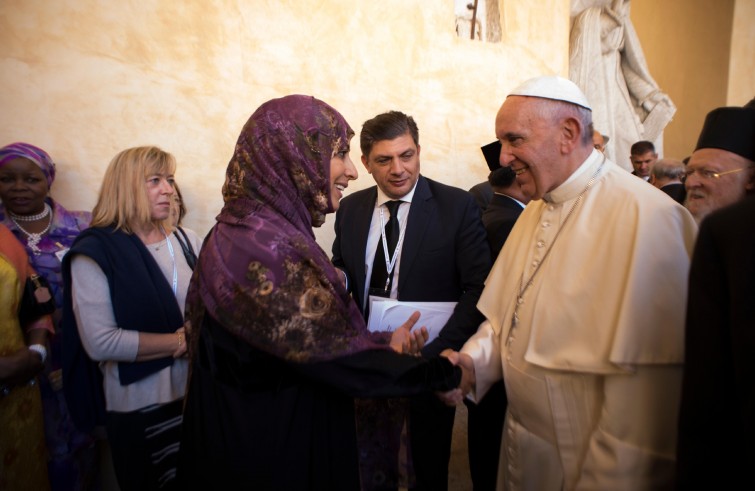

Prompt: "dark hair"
[488,166,517,188]
[630,140,656,156]
[360,111,419,157]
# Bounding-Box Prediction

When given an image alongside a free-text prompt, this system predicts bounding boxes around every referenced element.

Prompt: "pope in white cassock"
[452,76,698,490]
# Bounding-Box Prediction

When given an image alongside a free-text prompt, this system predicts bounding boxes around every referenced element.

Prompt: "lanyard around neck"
[378,203,406,291]
[160,226,178,296]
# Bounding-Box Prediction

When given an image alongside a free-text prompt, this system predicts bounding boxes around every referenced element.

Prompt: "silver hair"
[536,99,594,146]
[652,158,686,180]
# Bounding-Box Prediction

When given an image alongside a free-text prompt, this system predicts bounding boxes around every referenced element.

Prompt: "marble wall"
[0,0,570,248]
[631,0,755,160]
[728,0,755,107]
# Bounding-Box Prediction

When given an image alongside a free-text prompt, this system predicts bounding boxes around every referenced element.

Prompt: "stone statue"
[569,0,676,171]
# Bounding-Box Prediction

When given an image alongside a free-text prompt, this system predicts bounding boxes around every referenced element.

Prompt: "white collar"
[544,149,607,204]
[493,192,526,208]
[375,178,418,207]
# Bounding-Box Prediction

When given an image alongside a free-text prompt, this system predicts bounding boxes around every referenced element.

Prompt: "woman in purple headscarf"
[0,143,98,490]
[177,95,463,490]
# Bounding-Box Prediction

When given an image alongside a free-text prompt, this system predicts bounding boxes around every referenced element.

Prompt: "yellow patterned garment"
[0,255,50,491]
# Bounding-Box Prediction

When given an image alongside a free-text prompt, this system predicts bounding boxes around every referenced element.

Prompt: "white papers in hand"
[366,296,457,343]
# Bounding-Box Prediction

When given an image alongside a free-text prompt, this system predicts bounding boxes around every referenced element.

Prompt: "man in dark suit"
[468,180,493,213]
[332,110,491,490]
[650,158,686,204]
[482,164,530,261]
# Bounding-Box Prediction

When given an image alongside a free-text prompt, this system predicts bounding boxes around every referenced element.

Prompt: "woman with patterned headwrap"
[176,95,465,490]
[0,143,97,490]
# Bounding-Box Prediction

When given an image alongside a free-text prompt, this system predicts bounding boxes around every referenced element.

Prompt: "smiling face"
[0,157,50,216]
[329,146,358,210]
[684,147,754,222]
[495,96,573,200]
[145,173,175,222]
[361,131,420,199]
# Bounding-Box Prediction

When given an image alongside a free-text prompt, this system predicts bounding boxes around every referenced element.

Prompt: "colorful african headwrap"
[0,142,57,188]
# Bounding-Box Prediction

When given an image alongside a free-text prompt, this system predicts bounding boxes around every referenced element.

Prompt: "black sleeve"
[422,194,490,357]
[676,212,742,490]
[196,312,461,400]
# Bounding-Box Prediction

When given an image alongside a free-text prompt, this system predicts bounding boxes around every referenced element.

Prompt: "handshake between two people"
[387,311,475,407]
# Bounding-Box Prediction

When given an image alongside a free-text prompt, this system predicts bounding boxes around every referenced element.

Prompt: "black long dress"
[676,196,755,490]
[178,314,461,490]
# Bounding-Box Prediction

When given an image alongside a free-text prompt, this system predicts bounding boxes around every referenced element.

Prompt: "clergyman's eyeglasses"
[682,166,750,182]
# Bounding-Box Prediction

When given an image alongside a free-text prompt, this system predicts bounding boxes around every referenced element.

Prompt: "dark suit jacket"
[468,181,493,213]
[676,195,755,490]
[482,193,524,261]
[660,182,686,204]
[332,175,491,358]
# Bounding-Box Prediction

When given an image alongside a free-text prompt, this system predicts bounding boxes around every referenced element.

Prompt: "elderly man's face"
[495,96,567,200]
[684,148,754,222]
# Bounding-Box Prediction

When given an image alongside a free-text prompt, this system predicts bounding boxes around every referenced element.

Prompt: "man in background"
[684,105,755,223]
[468,180,493,213]
[481,162,530,261]
[676,102,755,490]
[468,140,508,213]
[592,129,609,153]
[629,140,657,180]
[651,158,686,204]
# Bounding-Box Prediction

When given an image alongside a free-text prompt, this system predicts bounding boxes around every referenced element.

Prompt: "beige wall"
[728,0,755,106]
[630,0,739,160]
[0,0,570,249]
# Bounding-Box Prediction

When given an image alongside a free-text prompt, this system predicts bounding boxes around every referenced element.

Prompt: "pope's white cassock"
[461,149,698,490]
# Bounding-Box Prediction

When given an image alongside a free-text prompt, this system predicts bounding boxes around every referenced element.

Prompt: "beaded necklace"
[8,202,51,222]
[9,204,53,255]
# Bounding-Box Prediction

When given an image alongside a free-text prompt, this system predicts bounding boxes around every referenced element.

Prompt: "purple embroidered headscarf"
[188,95,384,361]
[0,142,57,188]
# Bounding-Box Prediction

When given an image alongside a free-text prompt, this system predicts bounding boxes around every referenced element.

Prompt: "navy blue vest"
[62,226,184,430]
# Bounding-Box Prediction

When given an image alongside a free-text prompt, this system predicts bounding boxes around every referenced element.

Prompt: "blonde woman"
[62,146,201,491]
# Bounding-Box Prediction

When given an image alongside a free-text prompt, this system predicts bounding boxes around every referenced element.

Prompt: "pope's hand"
[436,349,476,406]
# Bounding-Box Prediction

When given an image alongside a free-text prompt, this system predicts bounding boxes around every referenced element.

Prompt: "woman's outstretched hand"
[389,311,429,356]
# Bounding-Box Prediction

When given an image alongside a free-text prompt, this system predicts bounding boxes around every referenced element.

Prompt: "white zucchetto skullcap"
[507,76,592,111]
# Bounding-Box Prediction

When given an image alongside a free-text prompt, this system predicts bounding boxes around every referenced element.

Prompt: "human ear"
[559,117,581,153]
